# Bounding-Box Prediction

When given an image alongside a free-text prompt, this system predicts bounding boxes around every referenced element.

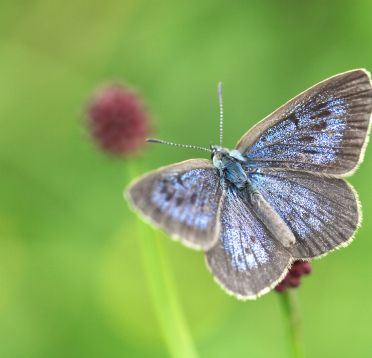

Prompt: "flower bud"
[275,260,312,293]
[87,84,150,156]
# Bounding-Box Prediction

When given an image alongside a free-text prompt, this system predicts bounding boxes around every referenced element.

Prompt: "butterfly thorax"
[211,145,296,247]
[211,146,249,190]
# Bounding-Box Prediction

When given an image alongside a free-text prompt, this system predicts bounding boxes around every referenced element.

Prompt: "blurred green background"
[1,1,372,357]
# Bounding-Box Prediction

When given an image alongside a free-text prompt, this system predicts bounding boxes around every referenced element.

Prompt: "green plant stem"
[280,289,303,358]
[138,229,198,358]
[127,162,198,358]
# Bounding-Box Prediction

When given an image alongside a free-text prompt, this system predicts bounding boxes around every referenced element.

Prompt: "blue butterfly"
[126,69,372,299]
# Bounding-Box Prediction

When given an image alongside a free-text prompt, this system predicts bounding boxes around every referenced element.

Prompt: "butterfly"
[126,69,372,299]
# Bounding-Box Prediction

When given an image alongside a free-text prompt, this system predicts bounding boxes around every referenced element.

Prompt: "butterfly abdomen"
[249,192,296,248]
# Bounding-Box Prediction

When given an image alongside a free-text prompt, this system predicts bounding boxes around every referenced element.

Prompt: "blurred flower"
[87,84,150,156]
[275,260,312,293]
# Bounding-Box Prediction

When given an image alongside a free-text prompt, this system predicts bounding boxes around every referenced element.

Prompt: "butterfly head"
[210,145,226,157]
[210,145,245,161]
[210,146,228,171]
[210,145,246,173]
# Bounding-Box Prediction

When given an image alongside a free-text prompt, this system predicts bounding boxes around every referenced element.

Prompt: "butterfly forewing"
[237,69,372,175]
[205,186,292,299]
[126,159,222,250]
[249,170,359,258]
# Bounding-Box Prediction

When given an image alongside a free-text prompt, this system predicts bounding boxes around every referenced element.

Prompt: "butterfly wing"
[126,159,222,250]
[249,170,359,258]
[205,186,292,299]
[236,69,372,176]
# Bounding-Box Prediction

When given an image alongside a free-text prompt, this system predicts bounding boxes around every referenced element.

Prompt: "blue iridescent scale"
[151,168,219,230]
[220,187,272,271]
[244,96,348,170]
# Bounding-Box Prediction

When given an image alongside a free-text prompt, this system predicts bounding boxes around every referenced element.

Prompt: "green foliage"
[1,0,372,357]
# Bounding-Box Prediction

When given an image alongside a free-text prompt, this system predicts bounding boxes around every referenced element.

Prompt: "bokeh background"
[1,1,372,357]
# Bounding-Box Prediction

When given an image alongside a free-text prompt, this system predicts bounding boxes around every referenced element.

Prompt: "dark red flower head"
[275,260,312,293]
[87,84,150,156]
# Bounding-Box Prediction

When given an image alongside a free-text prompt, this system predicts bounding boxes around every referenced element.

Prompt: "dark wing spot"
[160,183,174,201]
[250,235,256,243]
[310,121,327,131]
[312,101,328,112]
[175,197,184,206]
[190,193,197,204]
[303,149,319,155]
[301,135,314,143]
[287,113,299,128]
[176,176,185,187]
[317,109,332,118]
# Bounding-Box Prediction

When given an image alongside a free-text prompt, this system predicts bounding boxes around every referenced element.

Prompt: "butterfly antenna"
[146,138,212,153]
[218,81,224,146]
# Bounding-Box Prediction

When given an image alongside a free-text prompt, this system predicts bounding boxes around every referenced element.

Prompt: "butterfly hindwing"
[126,159,222,250]
[205,186,292,299]
[237,69,372,175]
[249,170,359,258]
